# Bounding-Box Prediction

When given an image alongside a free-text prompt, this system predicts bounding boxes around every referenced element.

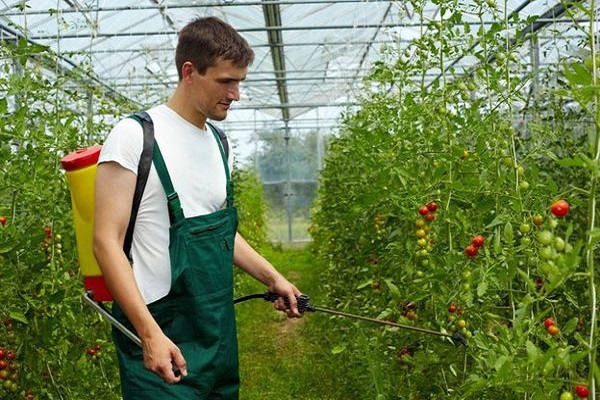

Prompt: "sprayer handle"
[264,292,316,313]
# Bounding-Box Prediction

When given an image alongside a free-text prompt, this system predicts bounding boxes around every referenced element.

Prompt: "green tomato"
[519,223,531,234]
[537,230,554,246]
[554,237,566,252]
[539,246,556,261]
[559,391,574,400]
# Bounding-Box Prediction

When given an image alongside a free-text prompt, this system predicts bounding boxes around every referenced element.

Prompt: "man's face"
[189,58,248,121]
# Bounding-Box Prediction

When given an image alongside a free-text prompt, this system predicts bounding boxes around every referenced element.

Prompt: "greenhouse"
[1,0,599,399]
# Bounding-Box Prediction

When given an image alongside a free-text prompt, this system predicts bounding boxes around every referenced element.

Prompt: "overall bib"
[112,128,239,399]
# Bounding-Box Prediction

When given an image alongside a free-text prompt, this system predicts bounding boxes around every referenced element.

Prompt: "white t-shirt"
[98,104,233,304]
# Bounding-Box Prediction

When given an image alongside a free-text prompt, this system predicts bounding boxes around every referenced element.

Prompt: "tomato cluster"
[401,302,418,321]
[86,343,103,360]
[415,201,438,267]
[544,317,560,336]
[373,214,386,238]
[396,346,413,363]
[0,344,19,394]
[560,384,590,399]
[464,234,485,258]
[447,304,472,339]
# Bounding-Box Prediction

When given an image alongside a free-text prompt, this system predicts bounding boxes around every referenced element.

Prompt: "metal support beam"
[262,0,290,123]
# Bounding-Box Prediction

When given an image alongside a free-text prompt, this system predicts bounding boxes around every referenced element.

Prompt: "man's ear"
[181,61,195,83]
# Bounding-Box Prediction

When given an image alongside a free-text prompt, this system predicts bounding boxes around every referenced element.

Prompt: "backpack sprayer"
[61,141,466,380]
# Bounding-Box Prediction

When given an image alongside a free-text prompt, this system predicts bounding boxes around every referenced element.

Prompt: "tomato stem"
[586,2,599,397]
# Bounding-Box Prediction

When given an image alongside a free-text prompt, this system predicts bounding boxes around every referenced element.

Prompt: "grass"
[234,245,364,400]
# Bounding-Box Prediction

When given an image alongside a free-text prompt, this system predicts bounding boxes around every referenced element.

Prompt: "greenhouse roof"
[0,0,593,160]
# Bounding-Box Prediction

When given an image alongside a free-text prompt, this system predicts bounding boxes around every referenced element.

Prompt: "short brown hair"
[175,16,254,80]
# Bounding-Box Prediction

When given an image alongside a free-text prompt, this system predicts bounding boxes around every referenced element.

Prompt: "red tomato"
[424,212,436,222]
[418,206,429,216]
[426,201,438,212]
[550,199,570,218]
[448,304,457,313]
[543,318,555,329]
[575,384,589,398]
[0,216,6,226]
[471,235,485,247]
[464,245,478,257]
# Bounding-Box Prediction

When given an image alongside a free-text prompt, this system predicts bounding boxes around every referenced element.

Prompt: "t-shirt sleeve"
[98,117,144,175]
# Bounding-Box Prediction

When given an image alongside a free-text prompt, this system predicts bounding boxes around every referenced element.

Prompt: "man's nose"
[228,83,240,101]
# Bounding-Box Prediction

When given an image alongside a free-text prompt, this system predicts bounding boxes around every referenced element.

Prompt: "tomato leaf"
[384,279,402,302]
[9,310,28,324]
[331,344,346,354]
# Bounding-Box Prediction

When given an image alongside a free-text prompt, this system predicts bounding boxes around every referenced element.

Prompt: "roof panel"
[0,0,596,156]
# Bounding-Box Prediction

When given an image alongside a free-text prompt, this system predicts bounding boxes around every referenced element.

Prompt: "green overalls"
[112,128,239,399]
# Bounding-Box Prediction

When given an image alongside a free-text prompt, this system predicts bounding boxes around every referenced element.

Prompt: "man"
[93,16,302,399]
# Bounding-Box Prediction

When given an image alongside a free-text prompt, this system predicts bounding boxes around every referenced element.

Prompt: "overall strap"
[124,111,155,261]
[206,122,234,208]
[151,141,185,225]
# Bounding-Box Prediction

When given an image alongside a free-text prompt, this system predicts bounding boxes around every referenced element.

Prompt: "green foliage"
[0,38,134,399]
[233,166,268,249]
[311,2,599,399]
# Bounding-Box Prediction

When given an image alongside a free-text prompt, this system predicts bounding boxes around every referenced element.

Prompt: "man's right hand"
[141,332,188,384]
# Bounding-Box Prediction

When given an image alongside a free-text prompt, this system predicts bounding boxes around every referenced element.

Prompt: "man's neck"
[166,93,207,130]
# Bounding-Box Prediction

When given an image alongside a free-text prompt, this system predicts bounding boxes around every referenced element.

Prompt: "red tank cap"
[60,145,103,171]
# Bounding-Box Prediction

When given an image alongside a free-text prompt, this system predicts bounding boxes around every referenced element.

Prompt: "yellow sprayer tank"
[61,145,112,301]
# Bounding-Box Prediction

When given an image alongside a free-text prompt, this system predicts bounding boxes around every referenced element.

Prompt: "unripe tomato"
[547,325,560,336]
[519,223,531,234]
[464,245,478,257]
[539,246,556,261]
[537,230,554,246]
[418,206,429,216]
[416,229,426,239]
[532,214,544,226]
[554,237,566,252]
[415,219,426,228]
[471,235,485,247]
[550,199,570,218]
[575,384,589,398]
[426,201,438,212]
[560,392,574,400]
[543,318,555,328]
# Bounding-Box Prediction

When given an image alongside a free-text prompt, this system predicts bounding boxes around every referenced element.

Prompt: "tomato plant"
[310,2,599,398]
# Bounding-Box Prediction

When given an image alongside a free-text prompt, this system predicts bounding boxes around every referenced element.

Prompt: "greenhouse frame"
[1,1,600,399]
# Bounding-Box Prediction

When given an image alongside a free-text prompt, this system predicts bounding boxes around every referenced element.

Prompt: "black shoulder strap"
[123,111,155,261]
[206,121,229,159]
